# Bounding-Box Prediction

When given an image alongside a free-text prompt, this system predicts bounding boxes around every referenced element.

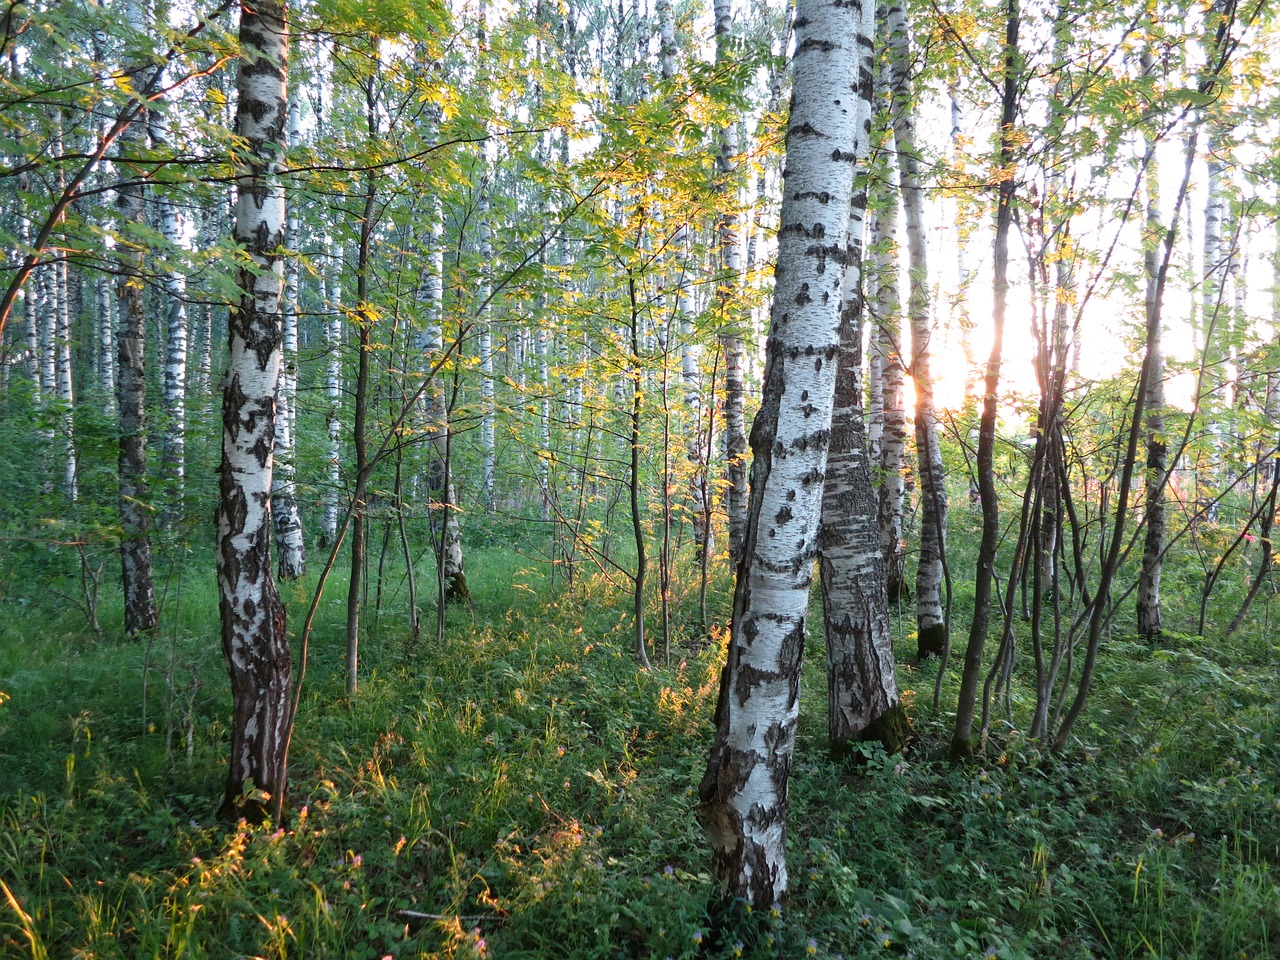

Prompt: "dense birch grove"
[2,0,1280,936]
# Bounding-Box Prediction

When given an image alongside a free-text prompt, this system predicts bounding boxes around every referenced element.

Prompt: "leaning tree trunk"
[699,0,869,907]
[217,0,291,823]
[820,38,907,754]
[114,0,158,636]
[886,0,947,659]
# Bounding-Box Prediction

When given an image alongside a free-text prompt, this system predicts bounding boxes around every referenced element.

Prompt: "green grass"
[1,538,1278,959]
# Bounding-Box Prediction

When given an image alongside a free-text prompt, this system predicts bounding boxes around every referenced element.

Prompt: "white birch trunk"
[479,178,497,512]
[324,238,343,545]
[418,199,468,601]
[871,161,909,604]
[217,0,291,822]
[714,0,748,563]
[699,0,866,905]
[148,99,189,520]
[97,272,117,411]
[886,0,947,657]
[56,253,77,500]
[272,93,305,579]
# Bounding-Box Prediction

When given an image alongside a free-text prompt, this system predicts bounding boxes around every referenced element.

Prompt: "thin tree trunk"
[114,0,159,636]
[1136,68,1165,641]
[951,0,1018,760]
[885,0,946,658]
[149,98,188,522]
[699,0,868,905]
[418,198,468,602]
[323,237,343,546]
[345,78,381,697]
[714,0,748,564]
[628,274,651,670]
[217,0,290,823]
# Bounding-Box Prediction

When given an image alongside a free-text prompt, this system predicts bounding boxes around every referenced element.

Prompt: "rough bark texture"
[870,186,909,605]
[217,0,291,823]
[819,51,906,752]
[699,0,868,906]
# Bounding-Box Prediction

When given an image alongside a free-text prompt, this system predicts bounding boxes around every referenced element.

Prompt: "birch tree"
[885,0,947,659]
[819,0,906,753]
[699,0,869,905]
[417,199,468,603]
[272,92,305,580]
[217,0,291,822]
[114,0,159,636]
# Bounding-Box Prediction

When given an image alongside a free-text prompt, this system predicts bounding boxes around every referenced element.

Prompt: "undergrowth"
[1,544,1278,959]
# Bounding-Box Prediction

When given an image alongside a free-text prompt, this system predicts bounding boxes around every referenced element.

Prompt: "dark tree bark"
[951,0,1017,761]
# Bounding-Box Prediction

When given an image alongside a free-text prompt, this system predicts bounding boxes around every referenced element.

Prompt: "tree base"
[949,734,974,763]
[830,702,911,759]
[916,623,947,660]
[444,571,470,604]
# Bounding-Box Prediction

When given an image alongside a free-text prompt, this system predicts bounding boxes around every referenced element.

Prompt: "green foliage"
[2,542,1278,959]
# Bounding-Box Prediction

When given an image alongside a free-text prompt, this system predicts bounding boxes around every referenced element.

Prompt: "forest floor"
[1,543,1278,959]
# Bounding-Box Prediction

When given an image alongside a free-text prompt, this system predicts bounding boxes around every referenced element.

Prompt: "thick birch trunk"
[272,93,305,580]
[699,0,867,905]
[886,0,946,658]
[819,7,905,753]
[217,0,290,822]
